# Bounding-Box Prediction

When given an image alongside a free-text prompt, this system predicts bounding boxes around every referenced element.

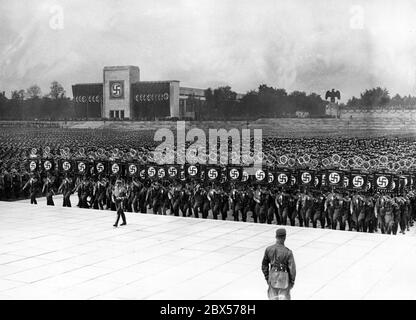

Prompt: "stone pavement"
[1,200,416,300]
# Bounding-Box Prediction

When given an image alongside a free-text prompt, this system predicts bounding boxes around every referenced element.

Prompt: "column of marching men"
[1,127,416,235]
[2,168,414,235]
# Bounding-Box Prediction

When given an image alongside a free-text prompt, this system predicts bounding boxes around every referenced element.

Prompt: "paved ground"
[1,200,416,300]
[17,194,416,236]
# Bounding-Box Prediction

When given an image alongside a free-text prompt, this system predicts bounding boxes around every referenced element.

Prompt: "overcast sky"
[0,0,415,101]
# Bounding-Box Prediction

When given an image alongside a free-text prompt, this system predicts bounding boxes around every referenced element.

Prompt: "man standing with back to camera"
[261,228,296,300]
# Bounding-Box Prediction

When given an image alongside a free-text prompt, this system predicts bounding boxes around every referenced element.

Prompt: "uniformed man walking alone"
[261,228,296,300]
[112,179,128,227]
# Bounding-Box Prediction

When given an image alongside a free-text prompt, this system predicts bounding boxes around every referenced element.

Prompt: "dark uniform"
[11,170,21,199]
[245,188,257,223]
[325,192,336,228]
[332,196,343,230]
[209,188,221,220]
[112,180,127,227]
[365,197,376,233]
[23,175,39,204]
[304,194,314,228]
[312,194,325,229]
[231,188,246,222]
[74,177,83,207]
[192,186,204,218]
[58,177,72,207]
[399,196,410,234]
[169,184,182,217]
[219,190,229,221]
[255,188,267,224]
[352,195,363,232]
[42,178,55,206]
[266,190,276,224]
[201,188,211,219]
[341,195,351,231]
[0,172,4,200]
[384,198,394,234]
[179,187,192,217]
[78,180,91,208]
[3,170,12,199]
[96,178,108,210]
[262,228,296,300]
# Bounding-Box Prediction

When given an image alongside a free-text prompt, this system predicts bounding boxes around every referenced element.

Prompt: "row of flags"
[26,158,413,192]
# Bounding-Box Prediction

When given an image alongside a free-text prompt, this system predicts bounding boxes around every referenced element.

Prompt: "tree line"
[345,87,416,109]
[0,82,329,121]
[2,81,414,120]
[0,81,75,120]
[197,84,327,120]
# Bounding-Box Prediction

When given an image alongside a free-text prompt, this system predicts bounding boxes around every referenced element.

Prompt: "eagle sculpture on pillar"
[325,89,341,103]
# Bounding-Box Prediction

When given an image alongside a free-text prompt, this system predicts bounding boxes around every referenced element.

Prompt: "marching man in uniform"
[112,179,128,227]
[23,173,39,204]
[42,174,55,206]
[58,175,73,207]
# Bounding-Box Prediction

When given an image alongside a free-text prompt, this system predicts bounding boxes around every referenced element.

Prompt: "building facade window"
[179,99,186,115]
[186,101,194,113]
[109,110,125,119]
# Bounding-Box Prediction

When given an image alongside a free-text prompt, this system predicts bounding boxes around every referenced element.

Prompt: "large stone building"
[72,65,207,120]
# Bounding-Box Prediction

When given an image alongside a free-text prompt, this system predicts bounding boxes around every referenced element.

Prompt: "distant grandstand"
[326,103,416,120]
[341,106,416,119]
